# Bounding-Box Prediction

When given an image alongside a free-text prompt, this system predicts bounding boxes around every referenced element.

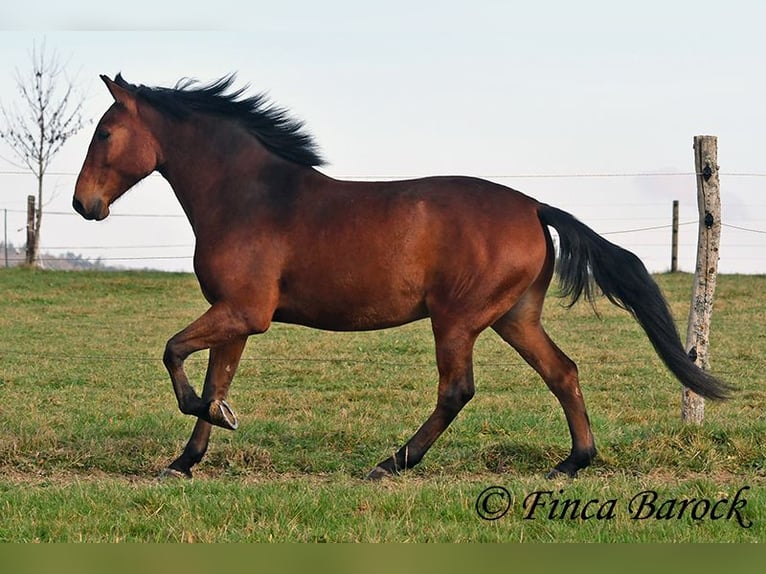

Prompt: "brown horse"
[73,74,729,479]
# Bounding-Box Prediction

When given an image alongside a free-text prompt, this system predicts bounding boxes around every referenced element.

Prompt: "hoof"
[160,467,191,480]
[366,465,393,481]
[209,399,238,430]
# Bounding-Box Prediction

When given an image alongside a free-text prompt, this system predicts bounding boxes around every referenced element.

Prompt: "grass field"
[0,268,763,542]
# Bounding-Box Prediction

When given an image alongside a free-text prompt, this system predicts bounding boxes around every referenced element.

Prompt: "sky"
[1,1,764,273]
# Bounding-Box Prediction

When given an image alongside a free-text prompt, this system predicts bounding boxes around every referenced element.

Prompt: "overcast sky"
[1,1,764,273]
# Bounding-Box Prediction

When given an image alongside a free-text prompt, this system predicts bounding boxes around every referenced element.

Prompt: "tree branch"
[0,39,89,266]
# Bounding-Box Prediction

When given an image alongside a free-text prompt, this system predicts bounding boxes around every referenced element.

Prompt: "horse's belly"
[273,284,428,332]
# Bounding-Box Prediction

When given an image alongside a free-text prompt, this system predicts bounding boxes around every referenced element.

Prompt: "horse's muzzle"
[72,196,107,221]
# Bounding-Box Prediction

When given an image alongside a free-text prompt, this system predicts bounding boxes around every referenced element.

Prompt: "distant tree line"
[0,241,111,270]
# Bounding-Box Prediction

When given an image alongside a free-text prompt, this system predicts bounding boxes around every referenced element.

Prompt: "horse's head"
[73,75,164,221]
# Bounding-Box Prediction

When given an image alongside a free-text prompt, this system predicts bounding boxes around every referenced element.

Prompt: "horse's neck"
[155,119,308,235]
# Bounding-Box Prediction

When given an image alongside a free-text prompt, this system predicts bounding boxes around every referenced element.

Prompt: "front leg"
[162,302,252,424]
[164,336,248,478]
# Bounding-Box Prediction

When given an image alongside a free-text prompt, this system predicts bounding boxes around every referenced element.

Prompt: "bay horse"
[73,74,729,480]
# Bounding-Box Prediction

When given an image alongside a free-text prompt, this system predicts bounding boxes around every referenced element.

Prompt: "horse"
[73,74,730,480]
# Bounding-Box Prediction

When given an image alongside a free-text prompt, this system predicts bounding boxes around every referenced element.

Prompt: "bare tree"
[0,40,87,266]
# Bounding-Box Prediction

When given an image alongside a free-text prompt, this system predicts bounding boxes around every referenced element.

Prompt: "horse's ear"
[100,74,137,114]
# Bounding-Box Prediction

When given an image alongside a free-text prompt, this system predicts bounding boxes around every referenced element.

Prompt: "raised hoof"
[209,399,238,430]
[366,465,393,481]
[160,467,192,480]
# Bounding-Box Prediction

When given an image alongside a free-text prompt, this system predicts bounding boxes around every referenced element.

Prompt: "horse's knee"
[163,339,180,371]
[163,337,191,372]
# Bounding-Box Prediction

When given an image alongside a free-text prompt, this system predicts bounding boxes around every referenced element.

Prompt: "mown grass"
[0,268,764,542]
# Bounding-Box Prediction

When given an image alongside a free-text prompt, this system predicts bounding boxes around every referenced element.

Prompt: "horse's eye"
[96,129,111,141]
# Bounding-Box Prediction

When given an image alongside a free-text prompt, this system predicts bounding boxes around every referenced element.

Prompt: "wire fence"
[1,170,765,268]
[0,346,754,380]
[0,216,761,264]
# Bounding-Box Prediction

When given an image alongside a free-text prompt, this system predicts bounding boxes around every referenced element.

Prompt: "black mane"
[113,73,325,167]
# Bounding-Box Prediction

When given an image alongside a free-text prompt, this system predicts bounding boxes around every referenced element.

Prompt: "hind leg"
[367,324,477,479]
[492,303,596,478]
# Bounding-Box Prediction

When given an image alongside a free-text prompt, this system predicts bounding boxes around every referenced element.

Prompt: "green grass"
[0,268,764,541]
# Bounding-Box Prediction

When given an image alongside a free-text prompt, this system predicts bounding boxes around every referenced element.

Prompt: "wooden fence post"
[25,195,35,266]
[682,135,721,424]
[671,199,679,272]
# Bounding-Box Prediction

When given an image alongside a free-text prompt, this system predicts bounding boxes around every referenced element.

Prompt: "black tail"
[537,203,730,400]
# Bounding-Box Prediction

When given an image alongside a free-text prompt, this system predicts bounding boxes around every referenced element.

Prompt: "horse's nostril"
[72,196,103,220]
[72,196,85,215]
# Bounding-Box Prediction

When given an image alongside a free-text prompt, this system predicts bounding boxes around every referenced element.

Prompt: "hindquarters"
[417,180,553,330]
